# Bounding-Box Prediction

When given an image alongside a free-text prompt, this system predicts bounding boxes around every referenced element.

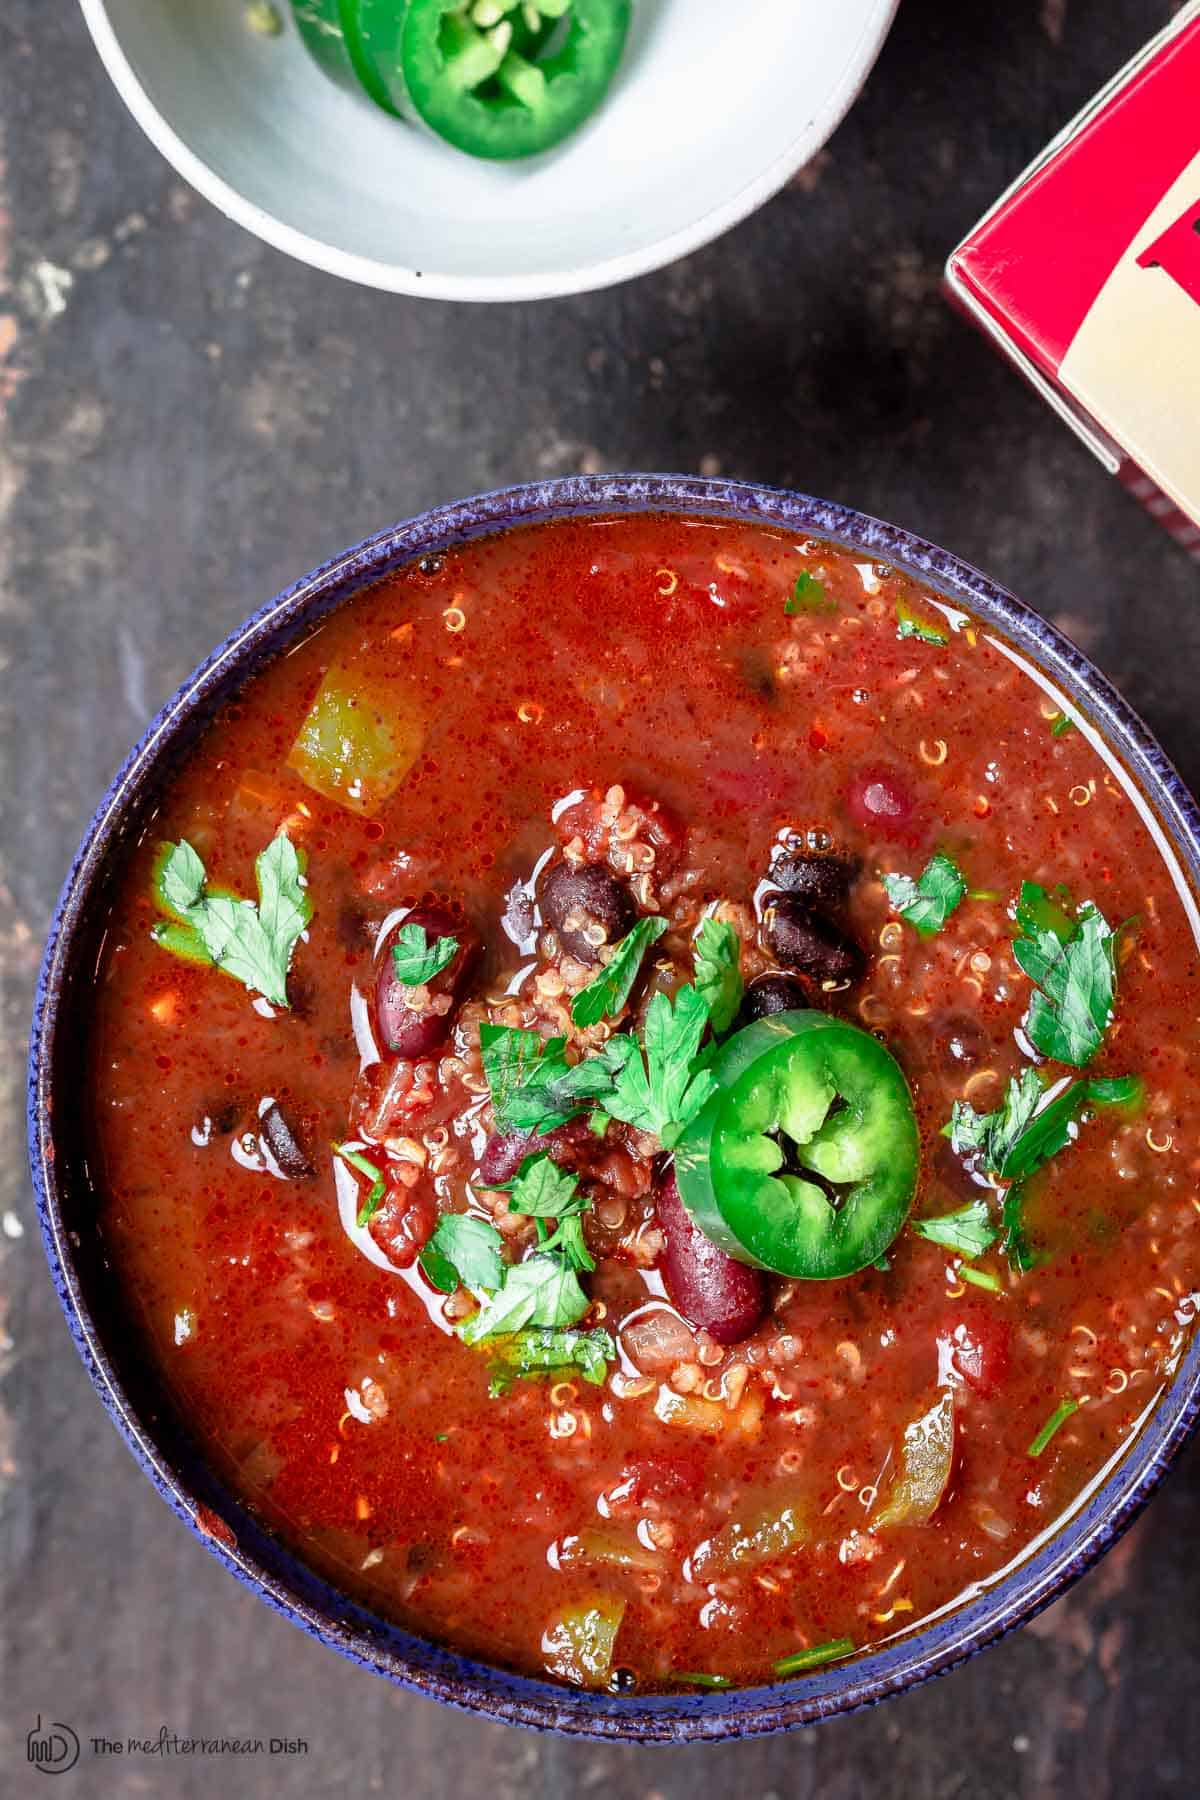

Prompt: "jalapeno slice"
[674,1011,920,1281]
[290,0,402,115]
[396,0,632,161]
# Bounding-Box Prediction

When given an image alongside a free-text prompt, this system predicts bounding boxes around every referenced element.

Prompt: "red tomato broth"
[86,514,1200,1691]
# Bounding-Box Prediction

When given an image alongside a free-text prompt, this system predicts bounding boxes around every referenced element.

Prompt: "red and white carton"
[946,2,1200,558]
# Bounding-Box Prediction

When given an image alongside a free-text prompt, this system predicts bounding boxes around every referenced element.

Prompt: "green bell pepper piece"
[675,1011,920,1280]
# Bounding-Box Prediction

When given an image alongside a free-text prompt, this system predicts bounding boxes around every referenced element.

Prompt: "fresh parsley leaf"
[911,1197,998,1259]
[895,596,949,646]
[693,918,744,1034]
[419,1213,503,1293]
[946,1069,1094,1184]
[478,1026,623,1136]
[483,1326,615,1392]
[996,1081,1088,1182]
[391,923,459,985]
[479,1027,574,1133]
[571,915,669,1029]
[946,1067,1044,1172]
[459,1252,590,1342]
[883,851,966,937]
[507,1157,596,1271]
[334,1143,387,1227]
[785,571,835,615]
[600,985,717,1150]
[151,832,312,1008]
[479,1024,555,1125]
[508,1155,585,1218]
[1013,883,1117,1067]
[1011,882,1074,983]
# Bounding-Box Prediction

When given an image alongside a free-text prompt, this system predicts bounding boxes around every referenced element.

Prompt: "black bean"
[739,972,808,1023]
[259,1101,314,1180]
[375,905,479,1058]
[539,861,634,965]
[760,892,866,986]
[769,849,857,911]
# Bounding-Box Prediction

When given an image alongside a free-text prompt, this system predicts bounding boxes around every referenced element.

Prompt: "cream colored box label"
[1060,151,1200,523]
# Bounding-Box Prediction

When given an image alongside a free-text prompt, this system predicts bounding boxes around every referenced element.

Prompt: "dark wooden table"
[2,3,1198,1794]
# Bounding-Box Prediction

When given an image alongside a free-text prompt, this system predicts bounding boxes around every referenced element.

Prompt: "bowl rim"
[76,0,900,302]
[28,473,1200,1741]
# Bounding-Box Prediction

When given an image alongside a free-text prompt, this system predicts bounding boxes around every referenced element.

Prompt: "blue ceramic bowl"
[28,476,1200,1741]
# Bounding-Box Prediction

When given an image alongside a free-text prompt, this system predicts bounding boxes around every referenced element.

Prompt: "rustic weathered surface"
[2,1,1198,1795]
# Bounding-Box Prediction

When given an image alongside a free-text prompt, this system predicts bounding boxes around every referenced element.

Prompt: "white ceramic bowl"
[80,0,899,301]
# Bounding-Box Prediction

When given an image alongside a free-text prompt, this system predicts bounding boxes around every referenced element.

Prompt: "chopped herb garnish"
[994,1080,1088,1184]
[1087,1073,1144,1112]
[434,1433,448,1443]
[1013,881,1117,1067]
[785,571,834,615]
[479,1026,611,1136]
[883,851,966,937]
[1027,1397,1079,1458]
[571,915,669,1029]
[419,1213,503,1293]
[508,1156,594,1272]
[895,596,949,646]
[596,984,717,1150]
[483,1326,615,1393]
[1003,1184,1039,1273]
[774,1638,856,1677]
[911,1197,998,1259]
[390,923,459,986]
[1049,711,1076,738]
[334,1143,387,1228]
[151,832,311,1008]
[946,1067,1138,1188]
[589,1109,611,1138]
[693,917,744,1034]
[673,1671,733,1689]
[959,1266,1003,1293]
[459,1251,591,1341]
[945,1067,1044,1175]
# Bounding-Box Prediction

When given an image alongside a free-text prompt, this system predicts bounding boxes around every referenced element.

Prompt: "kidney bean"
[656,1171,767,1346]
[844,765,916,839]
[739,971,808,1023]
[375,906,479,1059]
[259,1100,314,1180]
[368,1180,438,1270]
[539,861,634,965]
[770,850,857,911]
[478,1115,597,1186]
[760,893,865,986]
